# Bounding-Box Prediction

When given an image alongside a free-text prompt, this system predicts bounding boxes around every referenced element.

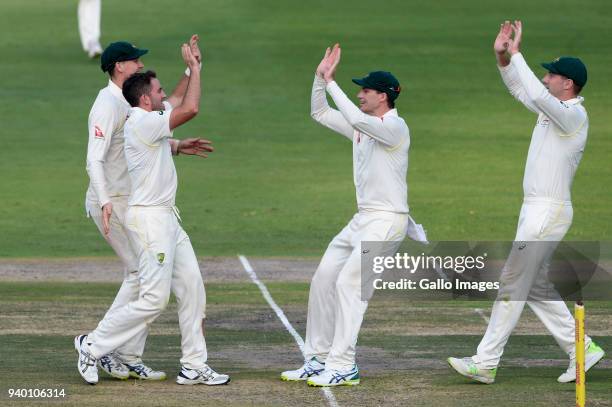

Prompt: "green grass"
[1,0,611,257]
[1,281,610,406]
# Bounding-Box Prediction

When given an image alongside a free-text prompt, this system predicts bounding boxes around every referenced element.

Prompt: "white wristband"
[185,62,202,77]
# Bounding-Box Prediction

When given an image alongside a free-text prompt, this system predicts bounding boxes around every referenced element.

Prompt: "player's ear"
[139,93,150,107]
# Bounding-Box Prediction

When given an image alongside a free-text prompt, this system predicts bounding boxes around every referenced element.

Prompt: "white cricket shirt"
[500,53,588,203]
[124,107,177,207]
[310,76,410,213]
[85,80,131,207]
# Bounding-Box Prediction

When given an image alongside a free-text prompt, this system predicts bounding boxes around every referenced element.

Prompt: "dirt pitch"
[0,258,610,407]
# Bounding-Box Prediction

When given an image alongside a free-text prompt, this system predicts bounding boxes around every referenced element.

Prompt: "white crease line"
[238,255,339,407]
[474,308,490,324]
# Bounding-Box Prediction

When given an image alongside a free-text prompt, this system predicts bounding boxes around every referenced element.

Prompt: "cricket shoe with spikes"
[281,357,325,381]
[176,365,230,385]
[74,334,98,385]
[307,365,360,387]
[558,342,605,383]
[447,357,497,384]
[98,353,129,380]
[124,362,167,381]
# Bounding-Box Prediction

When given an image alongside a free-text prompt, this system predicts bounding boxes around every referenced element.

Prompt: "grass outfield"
[0,280,610,406]
[1,0,611,258]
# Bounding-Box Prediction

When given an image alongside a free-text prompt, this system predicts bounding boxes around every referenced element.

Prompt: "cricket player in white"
[78,0,102,58]
[281,45,426,387]
[77,44,229,386]
[77,38,220,385]
[448,21,604,384]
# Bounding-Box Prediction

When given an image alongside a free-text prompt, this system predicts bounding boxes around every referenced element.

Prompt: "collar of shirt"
[128,106,149,118]
[563,96,584,105]
[107,79,130,108]
[382,108,399,119]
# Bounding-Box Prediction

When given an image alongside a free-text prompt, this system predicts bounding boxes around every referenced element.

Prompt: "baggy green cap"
[101,41,148,73]
[352,71,401,102]
[541,56,587,87]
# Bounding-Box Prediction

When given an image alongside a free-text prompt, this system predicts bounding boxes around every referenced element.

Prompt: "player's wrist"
[184,62,203,77]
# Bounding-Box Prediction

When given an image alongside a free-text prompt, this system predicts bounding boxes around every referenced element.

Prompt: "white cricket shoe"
[447,357,497,384]
[74,335,98,385]
[281,357,325,381]
[558,342,605,383]
[124,362,167,381]
[98,354,129,380]
[176,365,230,385]
[307,365,360,387]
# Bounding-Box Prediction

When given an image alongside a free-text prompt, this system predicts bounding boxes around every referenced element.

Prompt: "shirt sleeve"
[169,138,179,155]
[498,61,540,114]
[310,75,354,140]
[134,109,174,145]
[510,53,588,135]
[326,81,406,147]
[85,102,116,207]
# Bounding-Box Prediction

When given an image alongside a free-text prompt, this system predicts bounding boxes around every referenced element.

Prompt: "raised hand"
[323,44,341,83]
[494,20,512,54]
[508,20,522,55]
[189,34,202,64]
[316,46,332,78]
[181,44,199,69]
[178,138,214,157]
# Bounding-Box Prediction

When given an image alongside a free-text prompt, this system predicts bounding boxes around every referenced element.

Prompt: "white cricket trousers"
[88,206,208,370]
[77,0,101,51]
[88,197,147,364]
[304,210,408,371]
[473,198,592,369]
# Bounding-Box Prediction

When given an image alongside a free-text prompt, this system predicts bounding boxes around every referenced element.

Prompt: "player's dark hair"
[108,64,116,78]
[377,91,395,109]
[573,83,583,95]
[387,98,395,109]
[123,70,157,107]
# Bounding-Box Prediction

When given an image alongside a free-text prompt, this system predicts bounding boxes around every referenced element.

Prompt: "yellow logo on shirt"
[157,253,165,264]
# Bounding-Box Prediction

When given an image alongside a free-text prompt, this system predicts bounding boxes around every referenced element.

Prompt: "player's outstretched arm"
[167,35,201,108]
[326,81,405,147]
[511,52,587,134]
[496,20,540,114]
[169,45,200,130]
[311,44,353,140]
[176,137,214,157]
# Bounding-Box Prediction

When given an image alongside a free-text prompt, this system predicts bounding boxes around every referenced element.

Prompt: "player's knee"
[335,276,361,294]
[142,292,170,312]
[311,269,334,288]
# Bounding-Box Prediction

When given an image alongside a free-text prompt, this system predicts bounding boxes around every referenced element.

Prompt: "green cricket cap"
[352,71,402,102]
[541,56,587,87]
[101,41,148,73]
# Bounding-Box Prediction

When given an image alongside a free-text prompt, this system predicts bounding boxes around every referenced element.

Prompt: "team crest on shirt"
[94,125,104,139]
[157,253,165,264]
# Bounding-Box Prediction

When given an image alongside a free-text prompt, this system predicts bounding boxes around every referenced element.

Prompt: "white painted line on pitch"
[434,268,489,325]
[433,265,450,282]
[238,255,340,407]
[474,308,490,323]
